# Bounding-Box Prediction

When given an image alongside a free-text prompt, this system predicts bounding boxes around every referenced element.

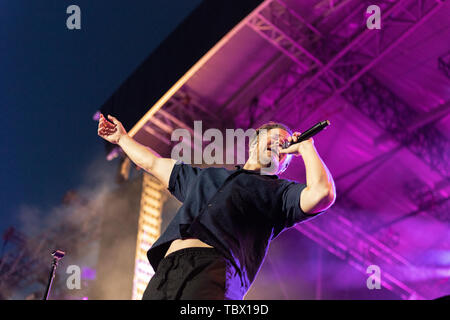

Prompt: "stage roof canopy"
[100,0,450,300]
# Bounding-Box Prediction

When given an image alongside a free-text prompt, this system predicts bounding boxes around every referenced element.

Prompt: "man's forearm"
[117,135,176,188]
[118,135,158,172]
[300,143,335,196]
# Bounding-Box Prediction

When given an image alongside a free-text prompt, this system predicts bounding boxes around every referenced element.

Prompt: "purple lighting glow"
[81,267,96,280]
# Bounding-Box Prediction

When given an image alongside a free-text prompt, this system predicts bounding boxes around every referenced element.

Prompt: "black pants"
[142,247,243,300]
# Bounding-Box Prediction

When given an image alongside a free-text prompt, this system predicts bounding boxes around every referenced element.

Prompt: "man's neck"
[243,160,278,175]
[242,161,260,171]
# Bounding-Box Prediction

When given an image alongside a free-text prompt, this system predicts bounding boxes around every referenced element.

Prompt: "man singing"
[98,113,336,300]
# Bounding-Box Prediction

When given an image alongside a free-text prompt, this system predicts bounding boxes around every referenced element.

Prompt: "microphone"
[282,120,330,149]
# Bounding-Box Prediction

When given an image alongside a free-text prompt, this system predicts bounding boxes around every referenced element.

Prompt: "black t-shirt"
[147,162,322,294]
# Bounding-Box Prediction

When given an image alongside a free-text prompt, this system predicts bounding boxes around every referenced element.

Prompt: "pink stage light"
[81,267,96,280]
[92,110,101,121]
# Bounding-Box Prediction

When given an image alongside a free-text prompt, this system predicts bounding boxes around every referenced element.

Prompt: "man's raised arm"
[98,114,176,188]
[280,132,336,215]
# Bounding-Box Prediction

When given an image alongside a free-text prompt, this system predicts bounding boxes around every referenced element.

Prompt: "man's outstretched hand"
[97,114,127,145]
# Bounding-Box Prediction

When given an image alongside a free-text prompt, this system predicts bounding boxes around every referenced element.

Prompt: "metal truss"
[248,0,326,73]
[108,87,227,161]
[296,143,447,299]
[132,173,166,300]
[230,61,309,129]
[380,178,450,227]
[241,0,445,130]
[332,140,448,228]
[344,75,450,179]
[296,196,449,299]
[245,0,448,197]
[438,51,450,79]
[137,87,226,158]
[242,0,342,127]
[246,0,448,182]
[0,228,34,297]
[243,0,448,299]
[275,0,445,115]
[101,0,448,300]
[0,200,101,299]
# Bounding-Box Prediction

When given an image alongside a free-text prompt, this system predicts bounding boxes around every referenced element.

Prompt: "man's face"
[255,128,290,172]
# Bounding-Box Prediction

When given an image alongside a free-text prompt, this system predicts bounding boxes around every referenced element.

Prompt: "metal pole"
[43,250,65,300]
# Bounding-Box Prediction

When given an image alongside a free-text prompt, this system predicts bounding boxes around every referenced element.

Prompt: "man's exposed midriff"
[164,238,213,257]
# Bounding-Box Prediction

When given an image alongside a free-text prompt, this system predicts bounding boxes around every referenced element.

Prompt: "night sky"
[0,1,202,234]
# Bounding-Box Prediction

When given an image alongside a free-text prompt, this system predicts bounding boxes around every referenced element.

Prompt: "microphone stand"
[43,250,65,300]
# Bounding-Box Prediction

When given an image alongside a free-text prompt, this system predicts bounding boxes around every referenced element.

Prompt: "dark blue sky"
[0,1,202,232]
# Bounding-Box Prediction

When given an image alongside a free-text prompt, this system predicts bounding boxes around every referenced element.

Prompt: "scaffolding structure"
[438,51,450,79]
[89,0,450,300]
[131,173,166,300]
[245,0,447,299]
[0,194,101,299]
[132,0,448,299]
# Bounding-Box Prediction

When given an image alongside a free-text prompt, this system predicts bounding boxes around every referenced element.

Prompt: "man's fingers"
[107,114,119,125]
[99,118,116,129]
[103,122,116,129]
[99,114,118,127]
[279,146,294,154]
[98,127,116,135]
[280,146,301,157]
[291,131,301,143]
[101,116,115,125]
[101,128,116,134]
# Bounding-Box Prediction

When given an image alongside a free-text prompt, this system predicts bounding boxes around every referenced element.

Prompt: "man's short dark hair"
[249,122,293,147]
